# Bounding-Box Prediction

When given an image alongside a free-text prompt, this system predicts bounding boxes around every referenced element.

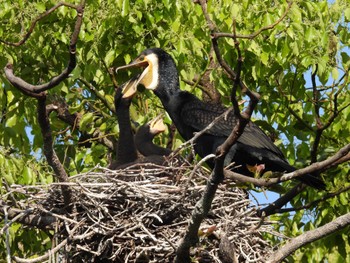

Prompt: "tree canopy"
[1,0,350,262]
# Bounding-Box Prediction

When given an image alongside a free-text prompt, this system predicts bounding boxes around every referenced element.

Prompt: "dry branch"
[175,2,260,262]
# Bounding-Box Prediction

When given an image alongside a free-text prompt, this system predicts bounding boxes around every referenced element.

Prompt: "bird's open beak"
[149,114,166,135]
[116,56,152,91]
[121,76,139,99]
[116,58,148,72]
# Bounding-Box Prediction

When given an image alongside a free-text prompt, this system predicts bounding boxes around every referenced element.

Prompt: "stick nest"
[4,161,278,262]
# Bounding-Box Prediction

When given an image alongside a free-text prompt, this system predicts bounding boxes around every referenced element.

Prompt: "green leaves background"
[0,0,349,260]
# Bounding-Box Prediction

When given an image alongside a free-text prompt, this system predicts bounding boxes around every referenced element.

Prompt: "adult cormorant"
[135,115,172,157]
[116,48,325,189]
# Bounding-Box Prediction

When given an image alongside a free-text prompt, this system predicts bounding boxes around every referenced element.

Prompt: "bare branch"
[13,239,67,263]
[267,212,350,262]
[175,5,260,261]
[37,98,73,207]
[275,185,350,213]
[257,184,306,216]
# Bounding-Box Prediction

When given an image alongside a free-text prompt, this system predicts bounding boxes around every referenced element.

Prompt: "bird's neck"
[116,105,138,165]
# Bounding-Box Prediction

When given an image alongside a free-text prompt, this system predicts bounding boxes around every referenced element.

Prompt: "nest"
[3,161,278,262]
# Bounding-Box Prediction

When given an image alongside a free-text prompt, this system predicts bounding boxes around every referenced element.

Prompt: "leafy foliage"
[0,0,349,261]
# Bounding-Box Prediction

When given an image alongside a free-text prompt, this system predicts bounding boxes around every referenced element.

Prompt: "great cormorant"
[109,77,171,169]
[135,115,172,157]
[116,48,325,189]
[109,77,139,169]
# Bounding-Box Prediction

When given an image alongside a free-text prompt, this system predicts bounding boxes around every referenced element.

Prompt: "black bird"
[109,77,139,169]
[135,115,172,157]
[109,77,171,169]
[116,48,325,189]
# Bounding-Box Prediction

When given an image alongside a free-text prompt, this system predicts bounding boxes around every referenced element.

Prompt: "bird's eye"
[139,55,145,61]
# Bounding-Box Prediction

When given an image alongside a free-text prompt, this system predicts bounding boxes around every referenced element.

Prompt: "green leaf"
[339,192,348,206]
[121,0,130,17]
[99,122,107,132]
[36,3,46,12]
[124,53,131,64]
[19,166,34,184]
[105,50,115,66]
[344,7,350,22]
[6,115,17,127]
[79,112,94,131]
[331,67,339,81]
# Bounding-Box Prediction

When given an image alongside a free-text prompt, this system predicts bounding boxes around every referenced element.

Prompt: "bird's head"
[116,48,178,95]
[147,114,166,135]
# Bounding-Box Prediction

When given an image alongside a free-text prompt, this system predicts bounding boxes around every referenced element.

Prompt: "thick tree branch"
[225,143,350,187]
[267,212,350,262]
[175,8,259,261]
[0,204,56,231]
[3,1,86,209]
[37,98,73,207]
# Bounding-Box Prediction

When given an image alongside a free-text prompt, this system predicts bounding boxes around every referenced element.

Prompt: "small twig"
[257,184,306,216]
[172,107,233,156]
[212,2,293,40]
[275,185,350,213]
[0,2,79,47]
[182,154,216,197]
[78,78,116,114]
[12,222,81,263]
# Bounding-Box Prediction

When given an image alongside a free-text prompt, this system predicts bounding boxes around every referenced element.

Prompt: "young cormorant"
[116,48,325,189]
[109,77,139,169]
[135,115,172,157]
[109,77,171,169]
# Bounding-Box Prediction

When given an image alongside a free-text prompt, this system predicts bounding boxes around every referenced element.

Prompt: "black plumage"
[135,115,172,157]
[117,48,325,189]
[109,77,170,169]
[109,79,138,169]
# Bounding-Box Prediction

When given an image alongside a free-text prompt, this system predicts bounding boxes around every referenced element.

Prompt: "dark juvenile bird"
[109,77,171,169]
[135,115,172,157]
[116,48,325,189]
[109,77,139,169]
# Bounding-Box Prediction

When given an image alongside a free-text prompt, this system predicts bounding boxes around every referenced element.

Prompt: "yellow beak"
[121,76,139,99]
[149,114,166,135]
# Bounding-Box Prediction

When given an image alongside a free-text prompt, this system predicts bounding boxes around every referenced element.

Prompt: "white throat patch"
[143,53,159,90]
